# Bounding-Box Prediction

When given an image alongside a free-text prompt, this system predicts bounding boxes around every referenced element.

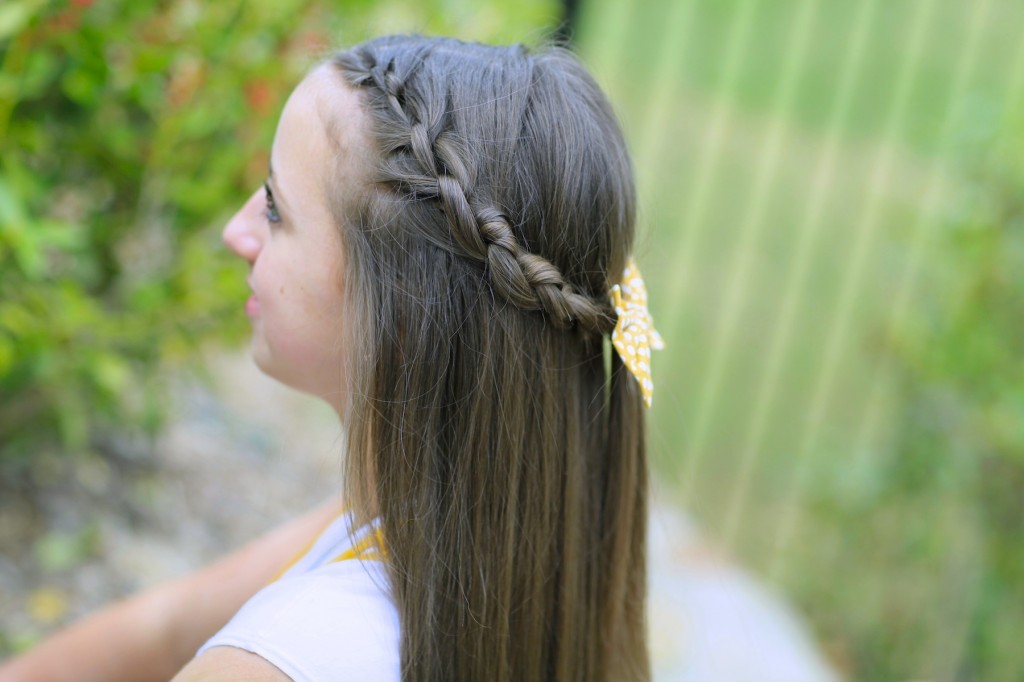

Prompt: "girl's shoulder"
[173,645,294,681]
[196,513,399,682]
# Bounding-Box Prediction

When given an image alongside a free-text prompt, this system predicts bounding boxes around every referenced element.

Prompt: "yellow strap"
[269,514,385,584]
[327,526,387,564]
[268,503,346,583]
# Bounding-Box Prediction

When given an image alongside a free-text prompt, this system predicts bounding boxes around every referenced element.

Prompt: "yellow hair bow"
[610,259,664,408]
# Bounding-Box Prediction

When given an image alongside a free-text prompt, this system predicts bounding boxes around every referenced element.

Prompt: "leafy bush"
[882,104,1024,679]
[1,0,300,464]
[791,98,1024,680]
[0,0,558,467]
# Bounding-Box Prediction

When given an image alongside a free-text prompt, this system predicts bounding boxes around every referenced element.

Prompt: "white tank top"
[197,512,400,682]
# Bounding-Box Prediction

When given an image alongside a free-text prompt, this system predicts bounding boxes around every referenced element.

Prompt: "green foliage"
[34,523,102,572]
[879,105,1024,679]
[577,0,1024,677]
[788,100,1024,680]
[1,0,289,461]
[0,0,559,463]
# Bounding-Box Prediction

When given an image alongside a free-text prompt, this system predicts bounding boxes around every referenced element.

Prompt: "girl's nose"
[222,189,263,262]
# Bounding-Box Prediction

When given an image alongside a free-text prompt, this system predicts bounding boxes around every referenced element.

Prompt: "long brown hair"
[326,36,648,681]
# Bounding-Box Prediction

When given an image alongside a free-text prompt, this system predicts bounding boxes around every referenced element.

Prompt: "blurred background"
[2,0,1023,680]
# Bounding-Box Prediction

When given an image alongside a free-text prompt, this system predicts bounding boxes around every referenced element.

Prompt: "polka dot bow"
[610,259,665,408]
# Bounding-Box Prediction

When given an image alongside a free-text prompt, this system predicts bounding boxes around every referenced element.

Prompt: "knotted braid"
[342,48,615,337]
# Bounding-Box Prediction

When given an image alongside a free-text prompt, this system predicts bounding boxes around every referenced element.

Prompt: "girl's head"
[227,35,649,681]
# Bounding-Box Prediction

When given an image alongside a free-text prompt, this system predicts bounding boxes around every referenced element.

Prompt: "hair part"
[324,35,649,681]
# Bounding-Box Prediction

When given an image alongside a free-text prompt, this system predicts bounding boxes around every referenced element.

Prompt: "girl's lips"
[245,294,260,316]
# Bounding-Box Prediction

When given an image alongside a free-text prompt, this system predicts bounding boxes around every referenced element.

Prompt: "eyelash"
[263,182,281,225]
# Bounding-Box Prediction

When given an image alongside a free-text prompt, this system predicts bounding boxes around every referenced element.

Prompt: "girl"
[2,35,661,681]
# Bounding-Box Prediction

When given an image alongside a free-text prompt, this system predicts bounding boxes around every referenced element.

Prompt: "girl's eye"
[263,182,282,224]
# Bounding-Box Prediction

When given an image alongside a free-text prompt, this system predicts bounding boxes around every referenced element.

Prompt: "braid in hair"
[339,42,615,337]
